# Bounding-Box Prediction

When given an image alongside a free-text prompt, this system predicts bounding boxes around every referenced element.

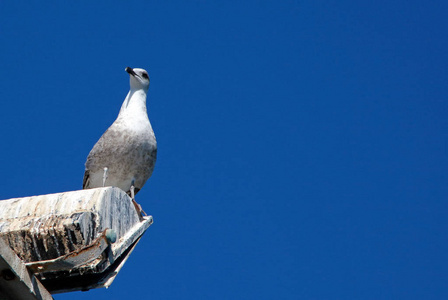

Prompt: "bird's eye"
[142,73,149,79]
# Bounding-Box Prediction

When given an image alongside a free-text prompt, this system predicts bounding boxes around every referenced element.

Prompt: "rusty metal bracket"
[26,229,114,273]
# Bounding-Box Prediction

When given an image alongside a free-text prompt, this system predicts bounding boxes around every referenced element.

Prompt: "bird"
[83,67,157,209]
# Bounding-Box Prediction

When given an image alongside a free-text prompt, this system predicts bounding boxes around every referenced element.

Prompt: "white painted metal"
[0,187,153,294]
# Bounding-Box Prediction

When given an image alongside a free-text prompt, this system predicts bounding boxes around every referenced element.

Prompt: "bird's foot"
[130,184,147,221]
[131,198,147,221]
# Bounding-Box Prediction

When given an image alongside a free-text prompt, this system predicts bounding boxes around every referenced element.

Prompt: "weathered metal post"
[0,187,152,299]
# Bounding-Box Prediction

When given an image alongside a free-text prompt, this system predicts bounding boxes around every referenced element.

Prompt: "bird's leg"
[130,180,148,220]
[102,167,108,187]
[140,206,148,216]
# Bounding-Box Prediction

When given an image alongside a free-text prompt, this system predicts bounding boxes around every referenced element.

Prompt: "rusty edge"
[103,215,153,288]
[49,215,153,294]
[25,229,110,273]
[24,215,153,278]
[109,215,153,263]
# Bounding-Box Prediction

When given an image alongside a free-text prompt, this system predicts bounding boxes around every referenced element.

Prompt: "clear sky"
[0,1,447,299]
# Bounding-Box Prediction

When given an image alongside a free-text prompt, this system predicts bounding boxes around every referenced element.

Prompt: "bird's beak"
[125,67,136,76]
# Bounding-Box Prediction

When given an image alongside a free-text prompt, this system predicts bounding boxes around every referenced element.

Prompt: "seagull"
[83,67,157,212]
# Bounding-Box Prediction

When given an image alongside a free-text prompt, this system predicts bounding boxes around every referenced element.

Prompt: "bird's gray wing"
[82,125,119,190]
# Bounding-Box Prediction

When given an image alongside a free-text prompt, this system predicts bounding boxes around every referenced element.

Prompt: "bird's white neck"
[118,89,148,117]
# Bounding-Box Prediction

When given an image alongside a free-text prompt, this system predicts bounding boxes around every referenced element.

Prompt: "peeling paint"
[0,187,152,293]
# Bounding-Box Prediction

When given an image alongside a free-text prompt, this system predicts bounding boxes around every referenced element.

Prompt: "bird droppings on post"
[0,187,153,294]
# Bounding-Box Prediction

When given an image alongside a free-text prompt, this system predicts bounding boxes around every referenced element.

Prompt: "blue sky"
[0,1,447,299]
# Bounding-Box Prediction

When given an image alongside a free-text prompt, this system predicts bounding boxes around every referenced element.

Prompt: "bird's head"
[126,67,150,91]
